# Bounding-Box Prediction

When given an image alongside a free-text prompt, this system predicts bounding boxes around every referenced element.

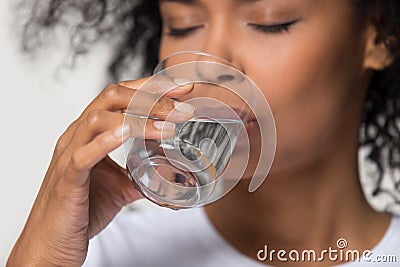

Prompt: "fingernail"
[113,125,131,142]
[173,78,193,87]
[174,101,195,114]
[153,121,175,132]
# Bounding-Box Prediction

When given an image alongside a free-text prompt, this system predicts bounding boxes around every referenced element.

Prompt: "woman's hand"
[7,77,194,267]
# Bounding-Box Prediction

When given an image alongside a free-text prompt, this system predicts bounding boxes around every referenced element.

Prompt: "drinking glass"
[123,51,270,209]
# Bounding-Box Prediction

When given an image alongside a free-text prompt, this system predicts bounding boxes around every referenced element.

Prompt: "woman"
[7,0,400,266]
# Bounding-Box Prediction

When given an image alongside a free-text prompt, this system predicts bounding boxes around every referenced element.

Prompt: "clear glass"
[123,51,272,209]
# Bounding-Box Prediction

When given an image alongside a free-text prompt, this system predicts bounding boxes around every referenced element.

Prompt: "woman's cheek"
[246,45,355,168]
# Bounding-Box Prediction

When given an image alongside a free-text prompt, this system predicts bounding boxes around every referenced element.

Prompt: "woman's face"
[158,0,370,175]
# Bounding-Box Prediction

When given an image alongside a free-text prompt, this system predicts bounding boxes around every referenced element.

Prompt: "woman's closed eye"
[166,25,203,37]
[165,19,300,37]
[248,19,300,34]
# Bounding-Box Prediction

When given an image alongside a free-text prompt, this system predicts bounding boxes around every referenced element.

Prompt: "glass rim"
[154,50,237,75]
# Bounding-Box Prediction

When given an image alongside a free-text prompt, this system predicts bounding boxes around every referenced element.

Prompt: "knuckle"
[54,121,78,154]
[153,96,173,116]
[55,135,72,156]
[101,84,120,101]
[159,96,173,108]
[55,137,68,155]
[86,109,102,128]
[94,133,111,150]
[69,151,86,171]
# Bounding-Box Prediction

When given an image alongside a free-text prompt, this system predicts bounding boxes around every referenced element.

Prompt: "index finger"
[119,76,194,99]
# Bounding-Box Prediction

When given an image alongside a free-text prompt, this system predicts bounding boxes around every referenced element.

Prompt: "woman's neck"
[205,127,391,266]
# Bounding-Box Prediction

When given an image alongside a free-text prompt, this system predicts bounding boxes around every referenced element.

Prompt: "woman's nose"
[194,54,244,84]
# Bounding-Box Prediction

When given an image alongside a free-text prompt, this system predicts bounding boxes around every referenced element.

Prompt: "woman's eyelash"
[167,26,202,37]
[166,19,299,37]
[249,20,300,34]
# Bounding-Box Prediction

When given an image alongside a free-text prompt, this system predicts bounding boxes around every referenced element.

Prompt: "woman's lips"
[245,118,257,133]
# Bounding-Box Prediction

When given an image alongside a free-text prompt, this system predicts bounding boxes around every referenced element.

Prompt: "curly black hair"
[18,0,400,211]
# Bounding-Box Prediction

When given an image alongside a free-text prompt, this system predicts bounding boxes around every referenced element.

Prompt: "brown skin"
[7,0,393,266]
[159,0,391,266]
[6,80,195,266]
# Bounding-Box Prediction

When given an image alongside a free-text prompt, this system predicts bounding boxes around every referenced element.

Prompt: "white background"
[0,1,113,264]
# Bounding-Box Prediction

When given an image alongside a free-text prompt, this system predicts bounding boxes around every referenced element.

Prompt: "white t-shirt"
[83,206,400,267]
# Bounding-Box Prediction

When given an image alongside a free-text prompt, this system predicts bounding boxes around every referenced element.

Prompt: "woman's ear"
[364,23,394,70]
